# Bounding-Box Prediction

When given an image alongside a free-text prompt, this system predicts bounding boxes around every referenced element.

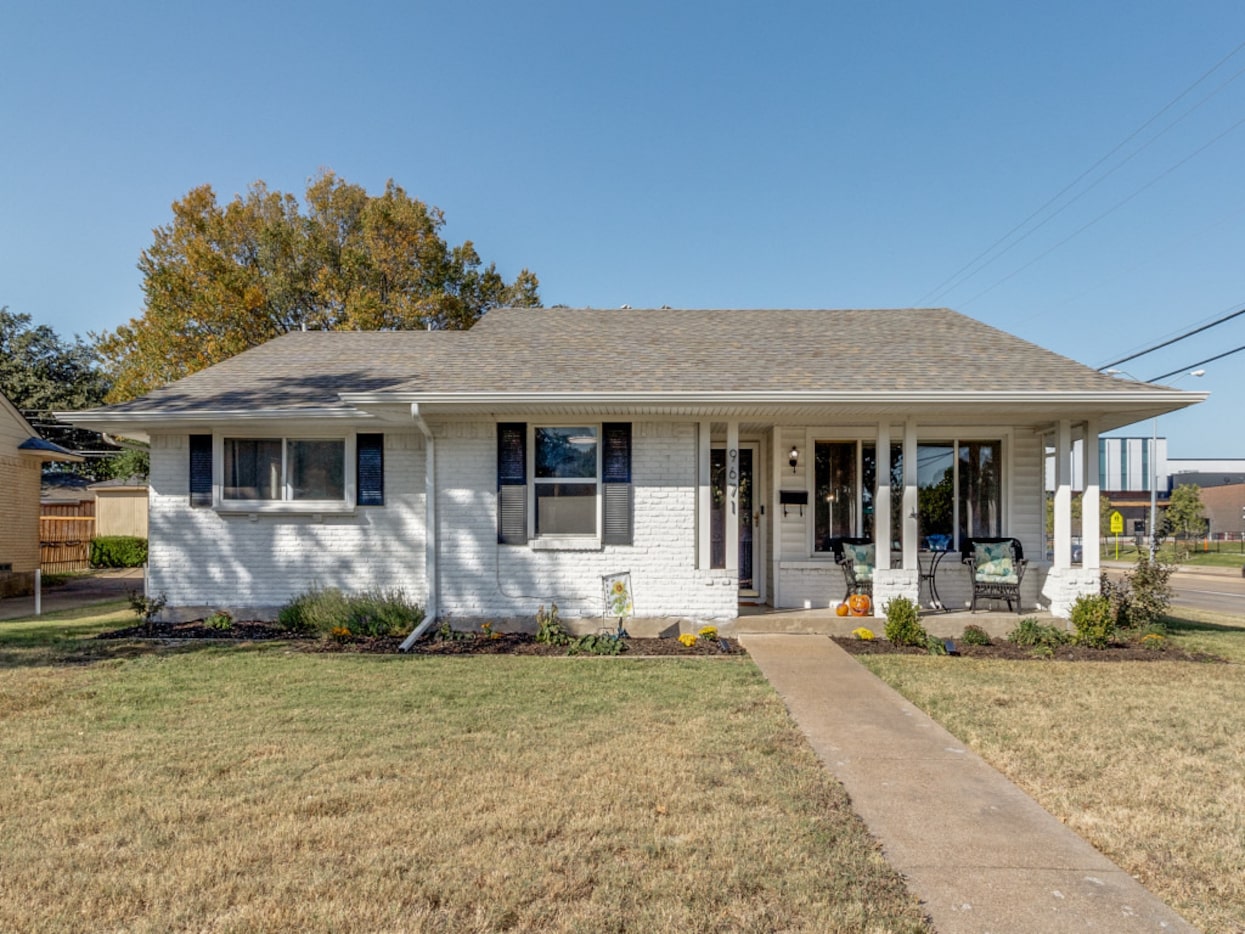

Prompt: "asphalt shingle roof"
[86,307,1163,414]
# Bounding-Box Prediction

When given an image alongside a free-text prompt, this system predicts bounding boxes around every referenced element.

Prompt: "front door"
[710,444,758,595]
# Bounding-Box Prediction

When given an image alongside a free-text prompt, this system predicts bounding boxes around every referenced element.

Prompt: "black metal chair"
[960,537,1028,612]
[826,537,875,604]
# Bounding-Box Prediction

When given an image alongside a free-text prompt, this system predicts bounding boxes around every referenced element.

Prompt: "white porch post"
[902,418,918,570]
[1053,419,1072,570]
[725,421,739,572]
[875,422,891,570]
[1082,420,1101,572]
[697,420,711,570]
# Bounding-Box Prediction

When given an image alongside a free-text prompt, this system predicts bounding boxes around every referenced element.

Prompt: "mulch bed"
[834,636,1226,663]
[99,622,743,656]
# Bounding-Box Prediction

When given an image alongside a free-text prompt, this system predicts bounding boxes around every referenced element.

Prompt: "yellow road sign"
[1109,510,1124,535]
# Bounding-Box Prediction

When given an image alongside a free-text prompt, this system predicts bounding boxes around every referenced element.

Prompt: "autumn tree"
[95,172,541,401]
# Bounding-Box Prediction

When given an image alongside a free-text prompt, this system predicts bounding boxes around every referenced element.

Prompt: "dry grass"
[860,611,1245,934]
[0,606,927,933]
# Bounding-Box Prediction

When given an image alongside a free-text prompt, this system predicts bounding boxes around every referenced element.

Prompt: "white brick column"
[1082,420,1100,572]
[1053,419,1071,569]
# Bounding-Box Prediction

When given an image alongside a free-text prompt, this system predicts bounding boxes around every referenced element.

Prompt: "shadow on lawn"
[1165,615,1245,635]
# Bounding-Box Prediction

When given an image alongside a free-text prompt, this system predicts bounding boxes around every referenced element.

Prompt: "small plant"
[1069,593,1116,649]
[569,633,626,656]
[883,596,927,647]
[480,621,501,640]
[1030,643,1055,660]
[435,620,471,642]
[678,633,698,648]
[960,624,991,646]
[697,625,719,641]
[851,627,875,641]
[1140,632,1167,651]
[1006,617,1068,648]
[1125,556,1174,630]
[925,635,948,656]
[329,625,353,643]
[204,610,233,631]
[128,590,167,626]
[535,603,571,646]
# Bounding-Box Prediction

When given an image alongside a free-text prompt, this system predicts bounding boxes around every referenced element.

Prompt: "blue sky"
[3,1,1243,455]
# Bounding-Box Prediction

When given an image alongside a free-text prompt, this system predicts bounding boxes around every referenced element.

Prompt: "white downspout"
[400,404,438,651]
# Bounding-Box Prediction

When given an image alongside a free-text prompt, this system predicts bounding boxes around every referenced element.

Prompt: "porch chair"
[960,537,1028,613]
[827,537,875,604]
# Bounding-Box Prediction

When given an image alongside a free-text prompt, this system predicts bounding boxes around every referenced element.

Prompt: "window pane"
[290,440,345,500]
[535,482,597,535]
[224,439,282,500]
[959,441,1001,539]
[814,442,857,550]
[535,427,598,478]
[918,443,955,547]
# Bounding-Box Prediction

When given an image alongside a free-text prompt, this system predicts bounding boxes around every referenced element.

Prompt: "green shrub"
[568,633,626,656]
[277,587,424,638]
[1006,617,1068,648]
[883,596,927,647]
[1124,556,1174,629]
[128,590,167,625]
[1069,593,1116,649]
[925,635,948,656]
[960,624,991,646]
[535,603,571,646]
[204,610,233,631]
[90,536,148,568]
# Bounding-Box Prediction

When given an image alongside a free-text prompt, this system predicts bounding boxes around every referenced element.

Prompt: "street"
[1169,570,1245,617]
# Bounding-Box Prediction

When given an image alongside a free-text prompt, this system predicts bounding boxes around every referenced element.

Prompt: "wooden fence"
[40,501,95,573]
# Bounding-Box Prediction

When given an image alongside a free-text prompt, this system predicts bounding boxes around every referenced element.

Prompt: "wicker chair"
[960,537,1027,613]
[826,537,875,604]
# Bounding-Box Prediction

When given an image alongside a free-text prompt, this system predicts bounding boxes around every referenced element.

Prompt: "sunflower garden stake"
[601,572,633,639]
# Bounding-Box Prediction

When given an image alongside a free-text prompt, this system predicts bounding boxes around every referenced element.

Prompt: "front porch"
[727,603,1065,640]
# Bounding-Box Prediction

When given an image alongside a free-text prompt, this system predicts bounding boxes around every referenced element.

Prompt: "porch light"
[789,446,799,472]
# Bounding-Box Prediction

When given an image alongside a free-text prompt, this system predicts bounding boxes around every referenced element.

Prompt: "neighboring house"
[66,307,1205,625]
[0,391,82,596]
[88,476,149,538]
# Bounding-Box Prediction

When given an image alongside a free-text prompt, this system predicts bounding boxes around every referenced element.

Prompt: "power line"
[917,38,1245,306]
[1149,343,1245,382]
[1099,305,1245,370]
[957,110,1245,307]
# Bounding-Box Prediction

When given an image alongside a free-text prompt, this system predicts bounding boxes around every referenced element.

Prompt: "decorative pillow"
[843,543,875,582]
[973,542,1017,583]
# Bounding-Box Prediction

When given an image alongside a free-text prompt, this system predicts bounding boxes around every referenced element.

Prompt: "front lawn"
[0,607,927,933]
[859,609,1245,933]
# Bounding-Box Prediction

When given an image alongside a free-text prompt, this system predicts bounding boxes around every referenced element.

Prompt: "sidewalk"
[740,634,1196,933]
[0,569,141,621]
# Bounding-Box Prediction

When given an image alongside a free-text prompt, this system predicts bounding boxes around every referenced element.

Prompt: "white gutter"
[399,404,439,651]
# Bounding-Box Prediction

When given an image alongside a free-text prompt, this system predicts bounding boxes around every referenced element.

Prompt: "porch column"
[1053,419,1072,570]
[1082,420,1101,572]
[725,421,739,572]
[902,418,918,570]
[697,420,711,570]
[875,422,891,570]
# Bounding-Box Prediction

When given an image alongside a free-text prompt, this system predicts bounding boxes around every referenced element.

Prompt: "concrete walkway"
[0,568,141,621]
[740,634,1196,933]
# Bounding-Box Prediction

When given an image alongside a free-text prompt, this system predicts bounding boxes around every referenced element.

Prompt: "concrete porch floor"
[724,603,1065,640]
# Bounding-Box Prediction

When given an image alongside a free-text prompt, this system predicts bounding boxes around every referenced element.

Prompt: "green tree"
[1164,483,1207,540]
[95,171,541,402]
[1044,491,1113,535]
[0,308,114,468]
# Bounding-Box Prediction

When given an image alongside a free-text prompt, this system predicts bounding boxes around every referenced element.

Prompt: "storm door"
[710,444,757,593]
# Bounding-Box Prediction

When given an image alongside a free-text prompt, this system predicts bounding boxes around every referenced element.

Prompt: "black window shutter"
[497,423,527,544]
[602,422,632,544]
[189,434,212,507]
[357,434,384,506]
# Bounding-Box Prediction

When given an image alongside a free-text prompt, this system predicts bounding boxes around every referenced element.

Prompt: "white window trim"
[212,432,357,515]
[528,423,602,542]
[805,429,1012,554]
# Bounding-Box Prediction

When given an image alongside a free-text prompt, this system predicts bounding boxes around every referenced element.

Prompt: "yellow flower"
[678,633,698,647]
[851,627,875,641]
[697,625,718,640]
[612,580,626,595]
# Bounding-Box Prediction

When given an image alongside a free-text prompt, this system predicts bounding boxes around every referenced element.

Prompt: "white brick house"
[68,307,1205,629]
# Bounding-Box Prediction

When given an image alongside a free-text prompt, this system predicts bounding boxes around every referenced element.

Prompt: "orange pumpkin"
[834,602,849,617]
[848,593,872,617]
